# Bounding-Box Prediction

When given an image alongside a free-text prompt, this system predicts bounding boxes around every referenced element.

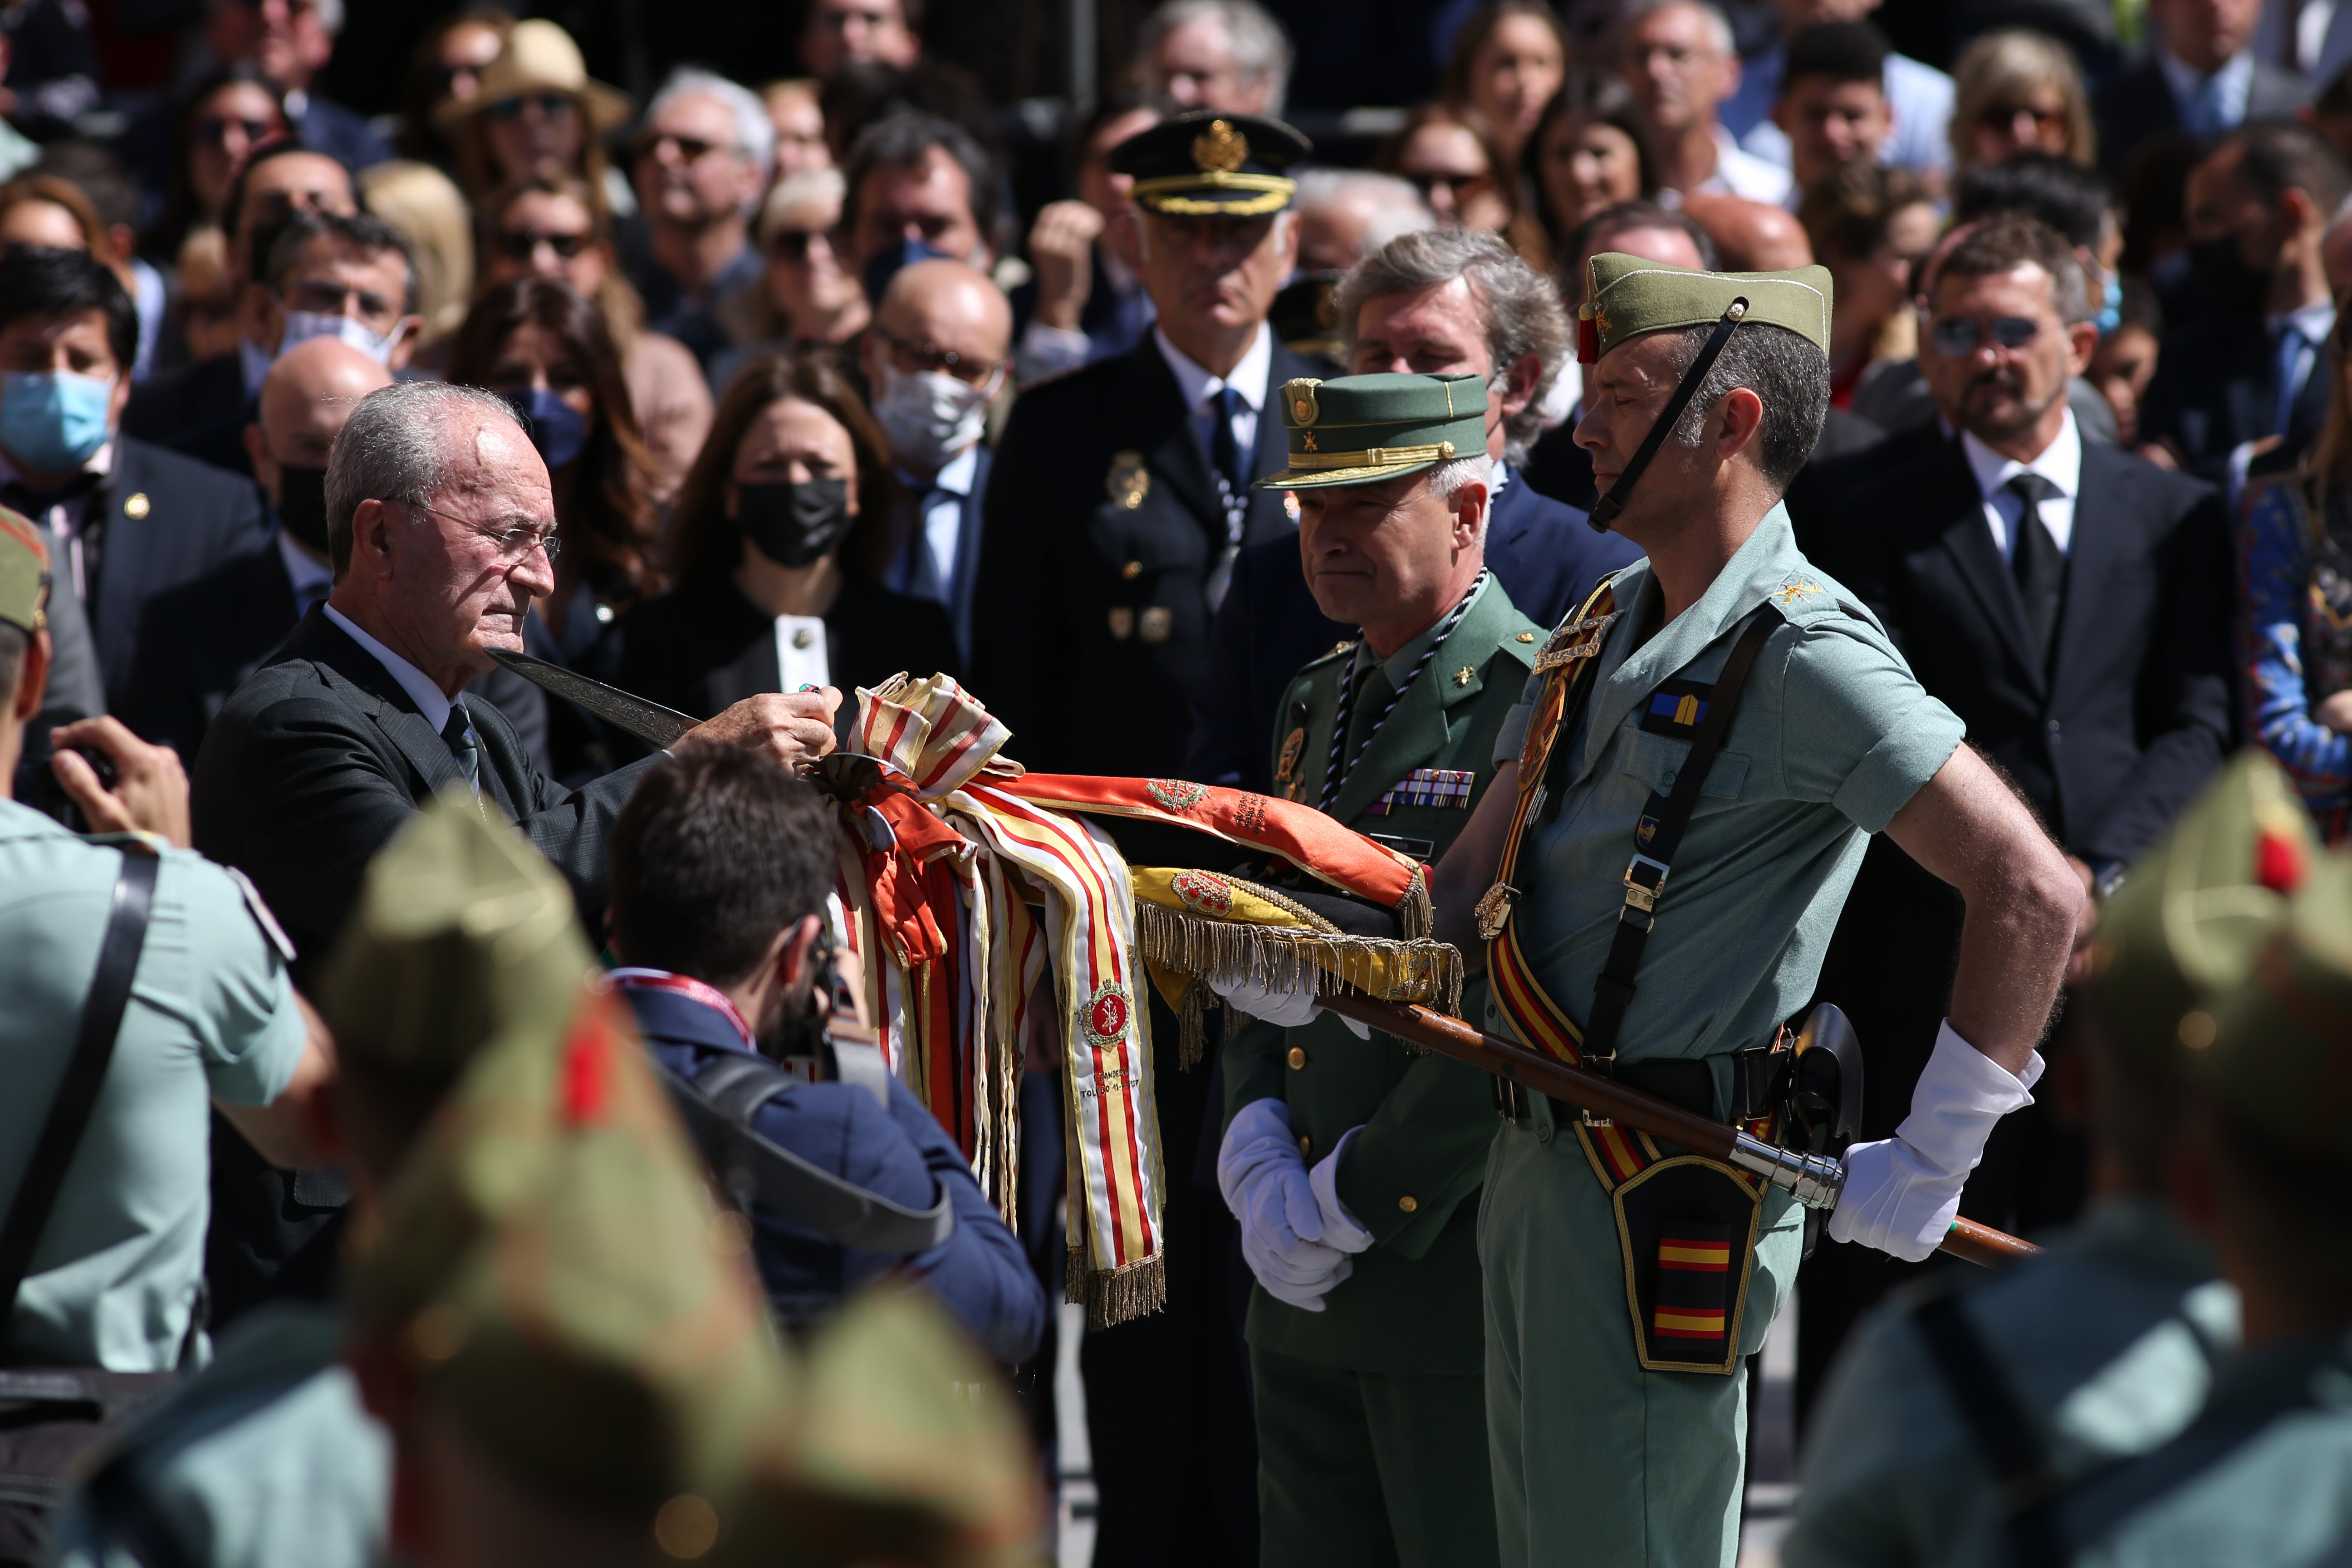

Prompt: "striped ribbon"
[1321,569,1490,812]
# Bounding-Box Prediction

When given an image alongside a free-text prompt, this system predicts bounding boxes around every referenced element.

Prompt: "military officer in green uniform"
[1379,255,2086,1567]
[1785,752,2318,1568]
[2008,837,2352,1568]
[1212,371,1543,1567]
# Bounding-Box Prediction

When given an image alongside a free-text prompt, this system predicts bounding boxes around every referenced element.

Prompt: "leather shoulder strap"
[0,848,161,1342]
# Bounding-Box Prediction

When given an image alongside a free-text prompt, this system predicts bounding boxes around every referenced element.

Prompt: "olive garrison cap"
[1577,252,1834,364]
[2090,752,2318,1067]
[2201,845,2352,1163]
[1256,371,1490,490]
[1109,110,1311,216]
[0,506,48,635]
[318,793,596,1076]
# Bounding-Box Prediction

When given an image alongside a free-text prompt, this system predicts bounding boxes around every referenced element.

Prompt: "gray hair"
[1655,322,1830,493]
[647,69,778,209]
[1294,169,1436,262]
[1428,451,1497,520]
[326,382,524,580]
[1622,0,1734,57]
[1137,0,1294,115]
[1333,228,1572,465]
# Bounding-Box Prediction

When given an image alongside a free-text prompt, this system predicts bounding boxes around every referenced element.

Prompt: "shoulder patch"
[225,865,298,965]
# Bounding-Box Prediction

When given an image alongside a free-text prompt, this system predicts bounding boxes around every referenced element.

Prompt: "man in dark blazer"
[1798,215,2232,1420]
[2141,120,2347,489]
[191,380,839,1328]
[0,248,267,715]
[2094,0,2304,177]
[1186,227,1639,793]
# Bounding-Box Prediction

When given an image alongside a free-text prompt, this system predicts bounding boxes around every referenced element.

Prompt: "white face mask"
[280,309,400,367]
[872,362,990,473]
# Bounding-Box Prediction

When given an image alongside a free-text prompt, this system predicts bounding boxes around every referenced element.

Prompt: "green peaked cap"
[0,505,48,634]
[2201,846,2352,1162]
[2090,751,2318,1067]
[318,791,595,1076]
[1578,252,1834,363]
[1256,371,1490,490]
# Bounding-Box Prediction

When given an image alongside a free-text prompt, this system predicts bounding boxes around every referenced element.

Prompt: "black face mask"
[275,463,330,555]
[736,478,854,567]
[2188,236,2269,317]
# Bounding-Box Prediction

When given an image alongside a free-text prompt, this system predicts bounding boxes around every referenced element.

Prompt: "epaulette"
[1761,573,1853,626]
[1498,620,1544,669]
[1300,637,1357,671]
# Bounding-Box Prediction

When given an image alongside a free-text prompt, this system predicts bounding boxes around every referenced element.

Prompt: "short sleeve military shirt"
[1490,504,1966,1063]
[0,799,306,1370]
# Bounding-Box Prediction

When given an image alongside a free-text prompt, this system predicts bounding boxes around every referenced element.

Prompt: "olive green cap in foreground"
[2201,847,2352,1163]
[0,506,48,634]
[2089,752,2318,1067]
[1255,371,1491,490]
[1577,253,1834,364]
[318,793,597,1077]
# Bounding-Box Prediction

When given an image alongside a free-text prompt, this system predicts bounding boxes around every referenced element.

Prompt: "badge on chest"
[1639,679,1714,736]
[1364,767,1475,815]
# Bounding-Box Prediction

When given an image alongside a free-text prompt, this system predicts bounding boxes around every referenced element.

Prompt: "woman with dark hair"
[398,7,514,171]
[620,353,960,740]
[447,275,659,783]
[1440,0,1570,173]
[1377,102,1513,230]
[1514,71,1661,274]
[149,64,290,262]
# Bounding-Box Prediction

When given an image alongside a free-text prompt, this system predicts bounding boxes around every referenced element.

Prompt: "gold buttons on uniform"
[1516,631,1537,642]
[123,492,150,519]
[1298,1134,1311,1156]
[1121,559,1143,580]
[1287,1046,1306,1069]
[1398,1195,1418,1213]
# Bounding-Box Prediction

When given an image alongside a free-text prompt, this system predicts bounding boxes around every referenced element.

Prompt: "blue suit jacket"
[1184,468,1637,792]
[624,984,1045,1365]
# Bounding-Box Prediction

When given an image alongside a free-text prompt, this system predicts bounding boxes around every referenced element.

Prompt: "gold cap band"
[1282,441,1457,470]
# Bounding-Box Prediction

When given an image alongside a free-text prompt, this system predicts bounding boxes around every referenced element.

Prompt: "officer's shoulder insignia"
[1770,576,1826,607]
[1516,631,1537,642]
[1328,638,1355,658]
[1501,622,1544,667]
[1106,450,1149,510]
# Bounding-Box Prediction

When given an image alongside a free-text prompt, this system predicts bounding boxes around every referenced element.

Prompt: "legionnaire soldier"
[1361,254,2085,1566]
[1214,371,1542,1567]
[1787,752,2316,1568]
[970,109,1320,778]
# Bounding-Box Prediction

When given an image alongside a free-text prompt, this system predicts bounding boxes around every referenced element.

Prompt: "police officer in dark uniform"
[969,110,1318,779]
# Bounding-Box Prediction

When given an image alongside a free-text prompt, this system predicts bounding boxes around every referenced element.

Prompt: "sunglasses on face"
[1978,103,2064,130]
[196,115,276,147]
[1407,170,1483,196]
[1930,314,2041,356]
[495,227,592,262]
[768,227,839,262]
[488,92,574,122]
[634,131,731,164]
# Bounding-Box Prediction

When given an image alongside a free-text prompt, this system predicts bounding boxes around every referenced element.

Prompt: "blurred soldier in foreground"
[1216,372,1543,1566]
[1786,754,2314,1567]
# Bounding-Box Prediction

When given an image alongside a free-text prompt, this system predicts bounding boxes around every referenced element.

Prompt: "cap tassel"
[1577,312,1599,364]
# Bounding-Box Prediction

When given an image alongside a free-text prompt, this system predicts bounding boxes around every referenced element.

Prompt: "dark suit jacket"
[618,573,962,746]
[1805,431,2233,864]
[1182,467,1638,792]
[122,352,242,448]
[163,393,259,482]
[969,334,1320,777]
[2139,312,2332,485]
[78,435,269,704]
[2094,53,2308,177]
[191,606,653,982]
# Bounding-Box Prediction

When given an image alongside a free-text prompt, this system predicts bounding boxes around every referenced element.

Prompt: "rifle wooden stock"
[1315,993,2040,1269]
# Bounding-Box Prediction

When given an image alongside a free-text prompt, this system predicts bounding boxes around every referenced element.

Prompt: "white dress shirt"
[2156,46,2256,133]
[323,602,457,736]
[899,443,980,603]
[1154,320,1271,470]
[276,531,333,616]
[1962,408,2081,561]
[1694,126,1794,207]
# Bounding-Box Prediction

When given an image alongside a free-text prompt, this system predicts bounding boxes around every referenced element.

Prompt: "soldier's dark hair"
[1932,211,2091,324]
[610,743,838,990]
[1781,20,1889,91]
[1953,152,2112,251]
[2220,117,2352,219]
[0,245,136,372]
[2208,1102,2352,1315]
[264,210,420,314]
[1659,321,1830,493]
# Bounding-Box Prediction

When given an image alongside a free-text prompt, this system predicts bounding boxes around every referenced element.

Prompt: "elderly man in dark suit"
[0,247,266,715]
[1186,226,1640,794]
[190,379,838,1326]
[1797,213,2233,1418]
[2095,0,2304,176]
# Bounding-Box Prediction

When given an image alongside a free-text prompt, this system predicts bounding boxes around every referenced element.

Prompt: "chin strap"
[1586,299,1749,535]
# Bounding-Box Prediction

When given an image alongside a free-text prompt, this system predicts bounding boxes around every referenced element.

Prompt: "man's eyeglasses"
[196,115,277,147]
[283,279,399,320]
[768,226,840,262]
[397,498,562,563]
[495,228,592,263]
[634,131,734,164]
[1929,314,2042,356]
[489,92,575,123]
[874,325,1004,388]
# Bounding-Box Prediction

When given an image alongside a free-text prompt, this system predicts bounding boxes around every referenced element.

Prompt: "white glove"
[1309,1127,1375,1254]
[1217,1099,1354,1310]
[1211,975,1371,1039]
[1827,1020,2044,1262]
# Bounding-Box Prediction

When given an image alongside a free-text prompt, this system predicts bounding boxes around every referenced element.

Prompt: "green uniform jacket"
[1222,577,1542,1375]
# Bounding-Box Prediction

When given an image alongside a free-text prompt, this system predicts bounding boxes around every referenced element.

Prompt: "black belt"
[1499,1043,1780,1127]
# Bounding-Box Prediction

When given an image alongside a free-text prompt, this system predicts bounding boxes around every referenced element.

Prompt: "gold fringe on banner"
[1132,901,1465,1020]
[1067,1250,1169,1330]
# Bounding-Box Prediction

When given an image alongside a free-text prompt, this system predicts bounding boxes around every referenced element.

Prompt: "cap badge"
[1301,431,1318,451]
[1193,118,1249,173]
[1284,377,1321,425]
[1106,450,1149,510]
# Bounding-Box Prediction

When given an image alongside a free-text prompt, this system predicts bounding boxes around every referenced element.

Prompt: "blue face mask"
[0,370,114,474]
[500,387,587,471]
[861,235,958,306]
[2095,270,2122,335]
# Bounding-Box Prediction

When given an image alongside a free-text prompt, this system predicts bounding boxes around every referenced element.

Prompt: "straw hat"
[434,19,633,133]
